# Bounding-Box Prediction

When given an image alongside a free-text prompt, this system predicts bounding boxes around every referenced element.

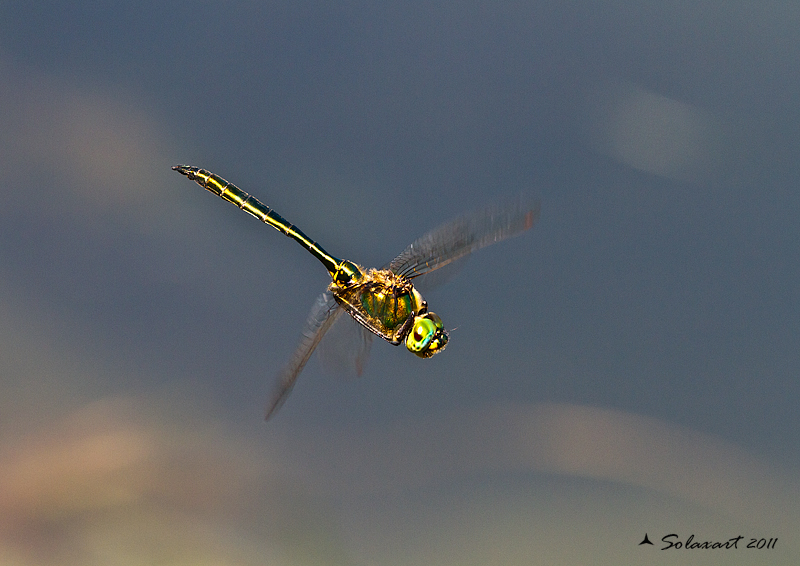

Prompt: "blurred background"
[1,1,798,564]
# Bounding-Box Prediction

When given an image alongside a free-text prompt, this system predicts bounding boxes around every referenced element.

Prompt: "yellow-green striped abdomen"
[172,165,355,282]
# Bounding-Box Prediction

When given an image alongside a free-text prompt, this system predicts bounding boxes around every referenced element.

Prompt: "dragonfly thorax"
[329,266,448,357]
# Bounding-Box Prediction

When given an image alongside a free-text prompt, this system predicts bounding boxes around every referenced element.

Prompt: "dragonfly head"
[405,312,448,358]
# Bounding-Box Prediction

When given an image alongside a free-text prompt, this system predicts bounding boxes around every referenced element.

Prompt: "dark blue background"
[1,2,797,564]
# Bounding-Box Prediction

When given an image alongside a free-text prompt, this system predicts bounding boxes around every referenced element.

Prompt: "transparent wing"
[388,197,541,279]
[399,253,469,294]
[265,290,344,420]
[318,315,374,379]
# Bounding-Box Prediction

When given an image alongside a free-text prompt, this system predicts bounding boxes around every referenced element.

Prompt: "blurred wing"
[318,315,374,380]
[388,197,541,279]
[398,253,469,293]
[265,290,344,420]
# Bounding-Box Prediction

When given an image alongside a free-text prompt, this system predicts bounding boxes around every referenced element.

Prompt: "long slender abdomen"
[172,165,342,276]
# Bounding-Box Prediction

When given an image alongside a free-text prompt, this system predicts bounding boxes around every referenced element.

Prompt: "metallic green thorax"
[172,165,443,351]
[330,268,427,345]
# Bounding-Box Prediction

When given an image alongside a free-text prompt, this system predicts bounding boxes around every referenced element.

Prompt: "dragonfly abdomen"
[173,165,342,277]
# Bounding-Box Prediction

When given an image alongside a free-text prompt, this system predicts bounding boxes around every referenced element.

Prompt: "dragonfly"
[173,165,540,419]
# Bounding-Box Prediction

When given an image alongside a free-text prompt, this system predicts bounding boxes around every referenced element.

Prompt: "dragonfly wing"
[265,290,344,420]
[399,254,470,293]
[318,315,375,379]
[388,197,541,279]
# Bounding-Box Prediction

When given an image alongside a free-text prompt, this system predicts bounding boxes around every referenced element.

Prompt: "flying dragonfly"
[173,165,540,419]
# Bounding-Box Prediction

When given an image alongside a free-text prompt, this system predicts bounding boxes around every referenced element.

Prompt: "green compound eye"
[406,312,448,358]
[407,318,436,352]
